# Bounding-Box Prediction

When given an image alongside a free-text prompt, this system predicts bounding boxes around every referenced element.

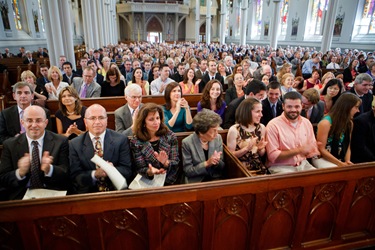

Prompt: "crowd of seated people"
[0,42,375,200]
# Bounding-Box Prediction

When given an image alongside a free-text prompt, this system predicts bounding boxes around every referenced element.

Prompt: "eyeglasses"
[23,119,46,124]
[85,116,107,122]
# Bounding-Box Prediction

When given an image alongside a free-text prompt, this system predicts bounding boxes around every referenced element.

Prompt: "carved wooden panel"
[343,177,375,236]
[36,215,89,250]
[259,188,302,249]
[213,195,254,250]
[161,202,202,250]
[0,222,23,249]
[303,182,345,245]
[99,208,148,250]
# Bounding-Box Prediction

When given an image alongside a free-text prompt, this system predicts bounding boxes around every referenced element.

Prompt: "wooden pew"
[0,162,374,249]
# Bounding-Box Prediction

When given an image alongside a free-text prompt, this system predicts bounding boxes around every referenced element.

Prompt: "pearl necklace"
[66,110,75,115]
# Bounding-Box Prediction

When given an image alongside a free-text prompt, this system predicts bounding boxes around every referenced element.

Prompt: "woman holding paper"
[130,103,180,185]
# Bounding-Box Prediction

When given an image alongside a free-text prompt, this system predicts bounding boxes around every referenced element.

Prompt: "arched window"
[254,0,263,37]
[306,0,329,35]
[12,0,21,30]
[280,0,289,36]
[356,0,375,34]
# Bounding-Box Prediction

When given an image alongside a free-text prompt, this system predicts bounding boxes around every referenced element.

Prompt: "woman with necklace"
[197,80,226,122]
[45,66,69,100]
[227,97,268,174]
[182,109,225,183]
[55,86,86,140]
[320,79,343,114]
[163,82,193,132]
[130,103,180,186]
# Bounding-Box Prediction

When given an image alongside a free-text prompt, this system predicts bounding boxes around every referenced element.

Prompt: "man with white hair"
[114,84,143,133]
[224,56,234,76]
[23,51,38,65]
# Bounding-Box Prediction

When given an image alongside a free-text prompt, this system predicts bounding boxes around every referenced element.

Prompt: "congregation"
[0,41,375,200]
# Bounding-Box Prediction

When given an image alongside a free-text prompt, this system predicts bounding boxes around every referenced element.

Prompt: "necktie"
[271,104,276,118]
[94,137,109,192]
[30,141,43,188]
[20,110,26,133]
[80,84,87,98]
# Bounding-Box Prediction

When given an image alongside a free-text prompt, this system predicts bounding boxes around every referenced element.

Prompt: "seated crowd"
[0,42,375,201]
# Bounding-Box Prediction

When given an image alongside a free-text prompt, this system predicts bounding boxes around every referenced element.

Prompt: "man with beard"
[265,92,320,174]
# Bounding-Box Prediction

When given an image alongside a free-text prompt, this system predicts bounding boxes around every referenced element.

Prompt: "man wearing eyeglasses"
[0,82,52,145]
[0,105,70,200]
[69,104,132,194]
[348,73,374,116]
[114,84,143,134]
[72,66,101,98]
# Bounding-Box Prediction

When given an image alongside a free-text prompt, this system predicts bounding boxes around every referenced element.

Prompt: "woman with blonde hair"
[45,66,69,100]
[20,70,47,100]
[276,63,292,82]
[98,56,111,78]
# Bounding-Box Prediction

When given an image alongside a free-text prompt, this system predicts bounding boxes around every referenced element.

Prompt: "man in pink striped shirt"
[265,92,320,174]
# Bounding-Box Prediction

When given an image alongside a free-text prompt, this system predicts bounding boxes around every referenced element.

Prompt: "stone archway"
[146,16,163,43]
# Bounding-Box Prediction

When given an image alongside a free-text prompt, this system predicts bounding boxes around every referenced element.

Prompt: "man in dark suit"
[348,73,373,116]
[172,63,185,83]
[69,104,133,194]
[114,84,143,133]
[62,61,79,85]
[261,81,283,126]
[2,48,13,58]
[0,105,70,200]
[23,51,38,64]
[195,59,208,80]
[200,59,224,92]
[72,66,101,98]
[17,46,26,58]
[75,58,88,77]
[223,80,267,129]
[301,88,324,124]
[87,60,104,85]
[351,105,375,163]
[0,82,51,145]
[36,64,49,86]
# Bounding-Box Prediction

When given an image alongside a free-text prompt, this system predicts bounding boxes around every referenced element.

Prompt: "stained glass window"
[254,0,263,36]
[280,0,289,35]
[307,0,329,35]
[12,0,21,30]
[357,0,375,34]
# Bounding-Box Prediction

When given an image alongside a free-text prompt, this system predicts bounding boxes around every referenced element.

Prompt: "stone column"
[41,0,74,67]
[269,0,281,49]
[206,0,211,44]
[321,0,339,53]
[195,0,200,43]
[220,0,227,44]
[239,0,248,45]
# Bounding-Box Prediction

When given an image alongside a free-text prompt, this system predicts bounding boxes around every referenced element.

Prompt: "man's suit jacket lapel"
[103,130,115,162]
[123,104,132,129]
[82,133,96,170]
[42,131,55,153]
[86,83,94,98]
[15,134,30,168]
[9,106,21,135]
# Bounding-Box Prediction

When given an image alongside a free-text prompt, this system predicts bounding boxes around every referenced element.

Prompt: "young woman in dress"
[197,80,226,122]
[179,68,200,94]
[227,97,268,174]
[163,82,193,132]
[316,93,361,167]
[56,86,86,140]
[128,67,149,95]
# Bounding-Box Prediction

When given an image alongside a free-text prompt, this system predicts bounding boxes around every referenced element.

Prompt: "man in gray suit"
[72,66,101,98]
[114,84,143,133]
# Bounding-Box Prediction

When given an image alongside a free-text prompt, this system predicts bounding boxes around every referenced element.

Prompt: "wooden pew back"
[0,162,374,249]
